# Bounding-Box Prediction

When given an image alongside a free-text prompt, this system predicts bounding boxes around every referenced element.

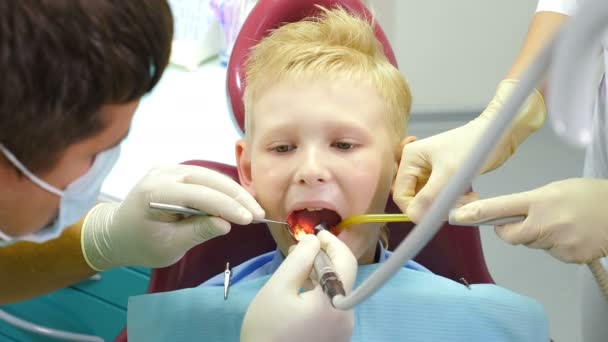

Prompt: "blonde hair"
[243,6,412,141]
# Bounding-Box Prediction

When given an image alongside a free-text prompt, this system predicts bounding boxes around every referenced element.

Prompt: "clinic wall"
[408,115,585,342]
[369,0,538,113]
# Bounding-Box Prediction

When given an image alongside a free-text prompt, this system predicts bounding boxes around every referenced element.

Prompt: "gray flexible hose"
[333,0,608,310]
[588,260,608,301]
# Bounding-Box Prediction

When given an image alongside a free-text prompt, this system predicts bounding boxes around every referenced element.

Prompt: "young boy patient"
[127,7,549,341]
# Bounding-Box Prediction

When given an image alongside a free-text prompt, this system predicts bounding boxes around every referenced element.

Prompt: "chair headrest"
[226,0,397,136]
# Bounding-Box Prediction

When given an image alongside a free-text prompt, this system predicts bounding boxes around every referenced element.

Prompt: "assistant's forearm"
[0,221,96,304]
[506,11,568,94]
[473,11,567,167]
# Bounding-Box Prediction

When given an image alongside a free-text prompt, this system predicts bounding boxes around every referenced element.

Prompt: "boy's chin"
[335,229,374,263]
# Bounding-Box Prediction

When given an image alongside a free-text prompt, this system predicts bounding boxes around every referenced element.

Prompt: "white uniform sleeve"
[536,0,577,16]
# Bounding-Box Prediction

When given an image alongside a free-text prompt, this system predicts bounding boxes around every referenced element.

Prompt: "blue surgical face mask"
[0,143,121,246]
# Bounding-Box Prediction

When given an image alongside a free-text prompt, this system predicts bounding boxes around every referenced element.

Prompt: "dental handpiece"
[313,224,346,304]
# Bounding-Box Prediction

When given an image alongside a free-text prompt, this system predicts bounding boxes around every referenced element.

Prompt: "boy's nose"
[294,149,332,186]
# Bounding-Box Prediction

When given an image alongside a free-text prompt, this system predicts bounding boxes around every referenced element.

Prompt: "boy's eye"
[333,141,355,150]
[273,144,295,153]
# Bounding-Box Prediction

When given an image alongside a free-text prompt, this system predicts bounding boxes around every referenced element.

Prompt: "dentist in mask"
[393,1,607,341]
[0,0,264,304]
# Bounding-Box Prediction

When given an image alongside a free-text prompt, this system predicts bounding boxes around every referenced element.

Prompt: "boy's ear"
[400,135,417,151]
[235,139,255,196]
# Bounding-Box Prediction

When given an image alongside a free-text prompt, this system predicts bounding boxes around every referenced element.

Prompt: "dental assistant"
[393,1,606,341]
[0,3,355,339]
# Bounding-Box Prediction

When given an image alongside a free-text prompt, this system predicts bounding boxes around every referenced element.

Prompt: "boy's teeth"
[305,207,323,211]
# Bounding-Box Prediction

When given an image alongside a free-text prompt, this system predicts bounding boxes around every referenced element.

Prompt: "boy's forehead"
[252,78,385,114]
[249,85,396,138]
[244,76,406,142]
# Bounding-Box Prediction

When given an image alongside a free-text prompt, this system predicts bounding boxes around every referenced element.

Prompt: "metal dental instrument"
[224,262,231,300]
[448,210,526,227]
[312,223,346,305]
[148,202,290,226]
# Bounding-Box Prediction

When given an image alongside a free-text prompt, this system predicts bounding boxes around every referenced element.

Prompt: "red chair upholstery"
[115,1,493,340]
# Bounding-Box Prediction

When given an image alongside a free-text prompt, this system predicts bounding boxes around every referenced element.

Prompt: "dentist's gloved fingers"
[171,216,231,249]
[296,285,355,342]
[151,182,256,225]
[393,81,545,225]
[180,167,265,219]
[272,235,320,294]
[146,165,264,221]
[393,157,430,222]
[494,221,540,246]
[453,191,480,209]
[524,230,554,250]
[401,168,450,223]
[317,230,357,291]
[287,244,317,290]
[391,169,422,208]
[81,164,263,271]
[452,192,530,225]
[299,284,329,305]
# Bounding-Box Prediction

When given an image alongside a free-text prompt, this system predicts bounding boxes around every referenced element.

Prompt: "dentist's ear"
[236,140,256,196]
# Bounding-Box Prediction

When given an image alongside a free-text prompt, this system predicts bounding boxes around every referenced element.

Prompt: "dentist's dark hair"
[0,0,173,173]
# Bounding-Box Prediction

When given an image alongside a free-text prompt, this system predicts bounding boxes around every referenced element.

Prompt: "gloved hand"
[452,178,608,264]
[241,231,358,342]
[81,164,265,271]
[393,79,546,222]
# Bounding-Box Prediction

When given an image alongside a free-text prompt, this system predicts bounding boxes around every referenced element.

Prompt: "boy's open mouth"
[286,208,342,241]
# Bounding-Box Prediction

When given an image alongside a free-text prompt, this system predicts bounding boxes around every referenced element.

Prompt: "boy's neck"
[357,242,380,265]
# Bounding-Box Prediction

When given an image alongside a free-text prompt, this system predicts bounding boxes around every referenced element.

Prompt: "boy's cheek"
[251,163,289,194]
[252,186,281,216]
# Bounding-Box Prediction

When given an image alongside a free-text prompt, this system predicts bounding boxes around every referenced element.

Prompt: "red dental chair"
[115,0,493,340]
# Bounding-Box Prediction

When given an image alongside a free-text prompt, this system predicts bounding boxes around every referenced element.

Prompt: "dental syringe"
[313,223,346,304]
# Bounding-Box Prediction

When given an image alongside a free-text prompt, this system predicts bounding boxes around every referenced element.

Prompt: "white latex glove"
[453,178,608,264]
[393,80,546,222]
[241,231,358,342]
[81,164,265,271]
